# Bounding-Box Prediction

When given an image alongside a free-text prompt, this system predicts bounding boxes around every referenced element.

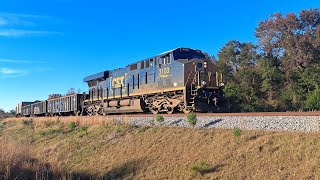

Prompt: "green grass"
[76,126,88,137]
[191,161,212,175]
[155,115,164,123]
[137,126,150,133]
[233,128,242,138]
[68,122,77,130]
[187,112,197,126]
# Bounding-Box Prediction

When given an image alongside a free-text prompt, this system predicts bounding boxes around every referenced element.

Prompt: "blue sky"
[0,0,319,111]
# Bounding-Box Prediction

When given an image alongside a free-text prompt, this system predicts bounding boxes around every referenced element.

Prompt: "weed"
[38,128,63,137]
[233,128,242,138]
[114,125,124,133]
[38,131,46,137]
[0,121,5,130]
[191,161,212,175]
[44,121,55,128]
[77,126,88,137]
[23,120,33,126]
[48,128,63,135]
[79,126,88,133]
[155,115,164,123]
[149,119,155,126]
[137,126,150,133]
[187,112,197,126]
[68,122,76,130]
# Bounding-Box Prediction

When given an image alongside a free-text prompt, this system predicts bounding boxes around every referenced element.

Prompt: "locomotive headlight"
[202,80,207,86]
[197,63,203,69]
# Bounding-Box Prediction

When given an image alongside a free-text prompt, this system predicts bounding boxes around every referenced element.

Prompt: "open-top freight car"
[31,101,47,116]
[47,94,84,116]
[21,104,32,117]
[16,102,34,117]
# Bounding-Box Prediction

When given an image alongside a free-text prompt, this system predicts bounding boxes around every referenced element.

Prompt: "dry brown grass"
[1,117,320,179]
[5,115,131,127]
[0,140,29,178]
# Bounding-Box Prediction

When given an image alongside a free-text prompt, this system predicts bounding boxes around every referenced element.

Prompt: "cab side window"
[159,54,171,65]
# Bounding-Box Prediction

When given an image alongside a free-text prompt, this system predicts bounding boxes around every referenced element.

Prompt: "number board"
[159,67,170,78]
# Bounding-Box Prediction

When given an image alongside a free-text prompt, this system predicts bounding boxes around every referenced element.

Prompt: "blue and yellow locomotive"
[83,48,229,115]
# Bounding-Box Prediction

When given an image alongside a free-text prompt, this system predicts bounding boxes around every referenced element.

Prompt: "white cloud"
[0,13,51,27]
[0,12,61,37]
[0,59,47,63]
[0,17,8,26]
[0,68,28,77]
[0,29,61,37]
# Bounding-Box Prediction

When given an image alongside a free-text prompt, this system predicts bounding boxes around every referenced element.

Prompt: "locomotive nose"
[195,62,204,71]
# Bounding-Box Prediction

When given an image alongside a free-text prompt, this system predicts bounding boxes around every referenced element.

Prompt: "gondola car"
[16,102,34,117]
[47,94,84,116]
[31,101,47,116]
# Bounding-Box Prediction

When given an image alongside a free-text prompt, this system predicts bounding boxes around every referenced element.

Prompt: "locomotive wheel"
[166,107,174,114]
[149,108,159,114]
[183,109,191,114]
[86,106,94,116]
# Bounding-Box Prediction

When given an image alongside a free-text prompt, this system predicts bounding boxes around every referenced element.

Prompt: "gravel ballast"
[114,116,320,132]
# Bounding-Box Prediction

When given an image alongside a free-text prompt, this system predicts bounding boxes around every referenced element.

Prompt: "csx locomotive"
[16,48,229,116]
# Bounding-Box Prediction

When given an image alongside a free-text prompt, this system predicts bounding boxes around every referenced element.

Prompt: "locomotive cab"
[172,48,229,113]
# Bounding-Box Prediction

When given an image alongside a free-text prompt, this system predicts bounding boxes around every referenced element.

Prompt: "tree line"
[215,8,320,112]
[0,109,15,119]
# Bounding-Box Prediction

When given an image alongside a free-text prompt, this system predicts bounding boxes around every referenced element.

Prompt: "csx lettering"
[112,76,125,88]
[159,67,170,78]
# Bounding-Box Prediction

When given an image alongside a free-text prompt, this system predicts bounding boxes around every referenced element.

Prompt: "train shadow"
[202,119,223,128]
[103,158,146,179]
[1,158,146,180]
[170,119,184,126]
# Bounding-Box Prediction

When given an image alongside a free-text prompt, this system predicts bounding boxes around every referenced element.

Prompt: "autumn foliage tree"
[217,8,320,112]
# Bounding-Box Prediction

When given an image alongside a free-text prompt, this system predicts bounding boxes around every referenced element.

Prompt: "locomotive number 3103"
[159,67,170,78]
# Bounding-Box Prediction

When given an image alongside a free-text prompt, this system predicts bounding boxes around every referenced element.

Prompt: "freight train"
[16,48,229,117]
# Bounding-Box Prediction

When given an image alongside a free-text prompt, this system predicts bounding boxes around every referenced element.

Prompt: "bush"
[23,120,33,126]
[38,131,46,137]
[233,128,242,138]
[77,126,88,137]
[191,161,212,175]
[68,122,76,130]
[0,121,5,129]
[306,88,320,110]
[155,115,164,123]
[187,112,197,126]
[79,126,88,132]
[137,126,150,133]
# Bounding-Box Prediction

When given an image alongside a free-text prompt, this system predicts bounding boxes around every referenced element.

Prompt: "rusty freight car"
[47,94,83,116]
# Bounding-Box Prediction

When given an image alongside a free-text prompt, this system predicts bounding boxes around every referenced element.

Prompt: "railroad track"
[7,111,320,132]
[96,111,320,117]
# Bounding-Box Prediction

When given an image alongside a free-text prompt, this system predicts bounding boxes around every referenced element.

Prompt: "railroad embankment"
[0,117,320,179]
